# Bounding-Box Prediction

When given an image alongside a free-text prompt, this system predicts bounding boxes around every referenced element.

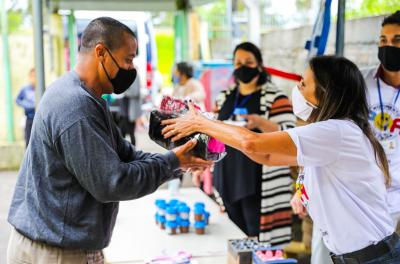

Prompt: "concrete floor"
[0,170,18,264]
[0,129,194,263]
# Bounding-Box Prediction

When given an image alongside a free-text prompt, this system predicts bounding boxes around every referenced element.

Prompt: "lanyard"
[230,89,253,117]
[377,78,400,130]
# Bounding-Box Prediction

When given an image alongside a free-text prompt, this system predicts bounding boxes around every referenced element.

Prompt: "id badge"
[381,139,397,154]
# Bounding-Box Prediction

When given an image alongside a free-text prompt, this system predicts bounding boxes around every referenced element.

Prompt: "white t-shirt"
[363,66,400,215]
[287,119,394,255]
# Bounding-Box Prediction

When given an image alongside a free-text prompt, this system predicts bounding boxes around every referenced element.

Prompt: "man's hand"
[172,139,213,169]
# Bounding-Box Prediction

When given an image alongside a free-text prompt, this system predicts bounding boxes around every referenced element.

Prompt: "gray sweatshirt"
[8,71,180,250]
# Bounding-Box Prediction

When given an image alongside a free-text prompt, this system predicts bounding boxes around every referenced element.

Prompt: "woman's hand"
[161,102,208,142]
[243,114,263,130]
[243,114,280,132]
[290,194,308,218]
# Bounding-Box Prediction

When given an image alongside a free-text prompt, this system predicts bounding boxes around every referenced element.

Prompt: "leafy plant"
[346,0,400,19]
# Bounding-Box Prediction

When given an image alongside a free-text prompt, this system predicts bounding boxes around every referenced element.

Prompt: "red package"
[159,96,201,114]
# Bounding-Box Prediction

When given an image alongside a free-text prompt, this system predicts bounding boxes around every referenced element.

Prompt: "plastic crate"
[253,246,298,264]
[227,238,260,264]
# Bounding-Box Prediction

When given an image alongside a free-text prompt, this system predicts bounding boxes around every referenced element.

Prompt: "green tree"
[195,0,227,39]
[7,10,23,33]
[347,0,400,19]
[197,0,226,30]
[296,0,312,10]
[0,8,24,34]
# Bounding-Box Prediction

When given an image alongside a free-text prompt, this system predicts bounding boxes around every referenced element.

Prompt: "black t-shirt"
[213,87,263,203]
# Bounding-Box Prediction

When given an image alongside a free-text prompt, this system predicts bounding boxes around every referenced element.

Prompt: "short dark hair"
[382,10,400,27]
[233,42,271,85]
[80,17,136,53]
[176,62,194,78]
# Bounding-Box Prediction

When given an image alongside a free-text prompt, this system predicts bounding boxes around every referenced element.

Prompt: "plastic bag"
[148,96,226,162]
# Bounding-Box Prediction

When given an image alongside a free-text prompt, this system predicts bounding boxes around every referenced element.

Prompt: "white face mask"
[291,86,317,121]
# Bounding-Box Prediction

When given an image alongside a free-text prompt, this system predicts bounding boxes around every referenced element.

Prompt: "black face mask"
[101,48,137,94]
[378,46,400,72]
[233,65,260,84]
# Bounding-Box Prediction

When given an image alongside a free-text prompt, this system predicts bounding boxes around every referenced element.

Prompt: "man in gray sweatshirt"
[7,17,210,264]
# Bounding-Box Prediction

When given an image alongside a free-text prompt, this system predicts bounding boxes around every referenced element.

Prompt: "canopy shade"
[50,0,215,12]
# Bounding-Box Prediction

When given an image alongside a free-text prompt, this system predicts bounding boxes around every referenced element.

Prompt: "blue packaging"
[166,206,178,222]
[178,205,191,220]
[194,202,205,209]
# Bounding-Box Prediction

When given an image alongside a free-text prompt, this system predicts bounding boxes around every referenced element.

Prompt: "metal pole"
[68,11,77,68]
[174,4,189,62]
[1,0,15,142]
[336,0,346,56]
[243,0,261,46]
[182,10,188,60]
[32,0,45,105]
[226,0,233,50]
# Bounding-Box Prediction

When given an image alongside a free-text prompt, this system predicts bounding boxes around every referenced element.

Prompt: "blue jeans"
[363,236,400,264]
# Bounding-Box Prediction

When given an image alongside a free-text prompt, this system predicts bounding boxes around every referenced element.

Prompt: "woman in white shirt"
[162,55,400,263]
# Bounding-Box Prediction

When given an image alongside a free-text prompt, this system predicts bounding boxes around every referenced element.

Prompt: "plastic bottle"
[194,220,206,235]
[166,207,178,222]
[166,221,178,235]
[169,199,180,207]
[194,206,205,222]
[168,178,180,196]
[204,211,210,225]
[155,212,159,225]
[159,215,166,230]
[194,202,205,209]
[178,205,191,221]
[157,200,167,218]
[179,220,190,233]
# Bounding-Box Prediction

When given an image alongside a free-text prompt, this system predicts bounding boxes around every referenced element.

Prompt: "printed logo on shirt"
[369,104,400,141]
[296,170,309,209]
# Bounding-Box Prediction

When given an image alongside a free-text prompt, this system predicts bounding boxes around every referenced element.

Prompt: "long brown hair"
[308,56,391,186]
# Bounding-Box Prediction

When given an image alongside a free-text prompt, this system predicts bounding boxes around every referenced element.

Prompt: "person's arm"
[291,194,308,218]
[16,88,33,109]
[244,94,297,133]
[244,152,298,166]
[15,89,24,107]
[268,94,297,131]
[15,88,32,109]
[257,119,280,132]
[164,105,342,169]
[243,114,280,132]
[162,103,297,163]
[55,116,211,203]
[110,116,143,163]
